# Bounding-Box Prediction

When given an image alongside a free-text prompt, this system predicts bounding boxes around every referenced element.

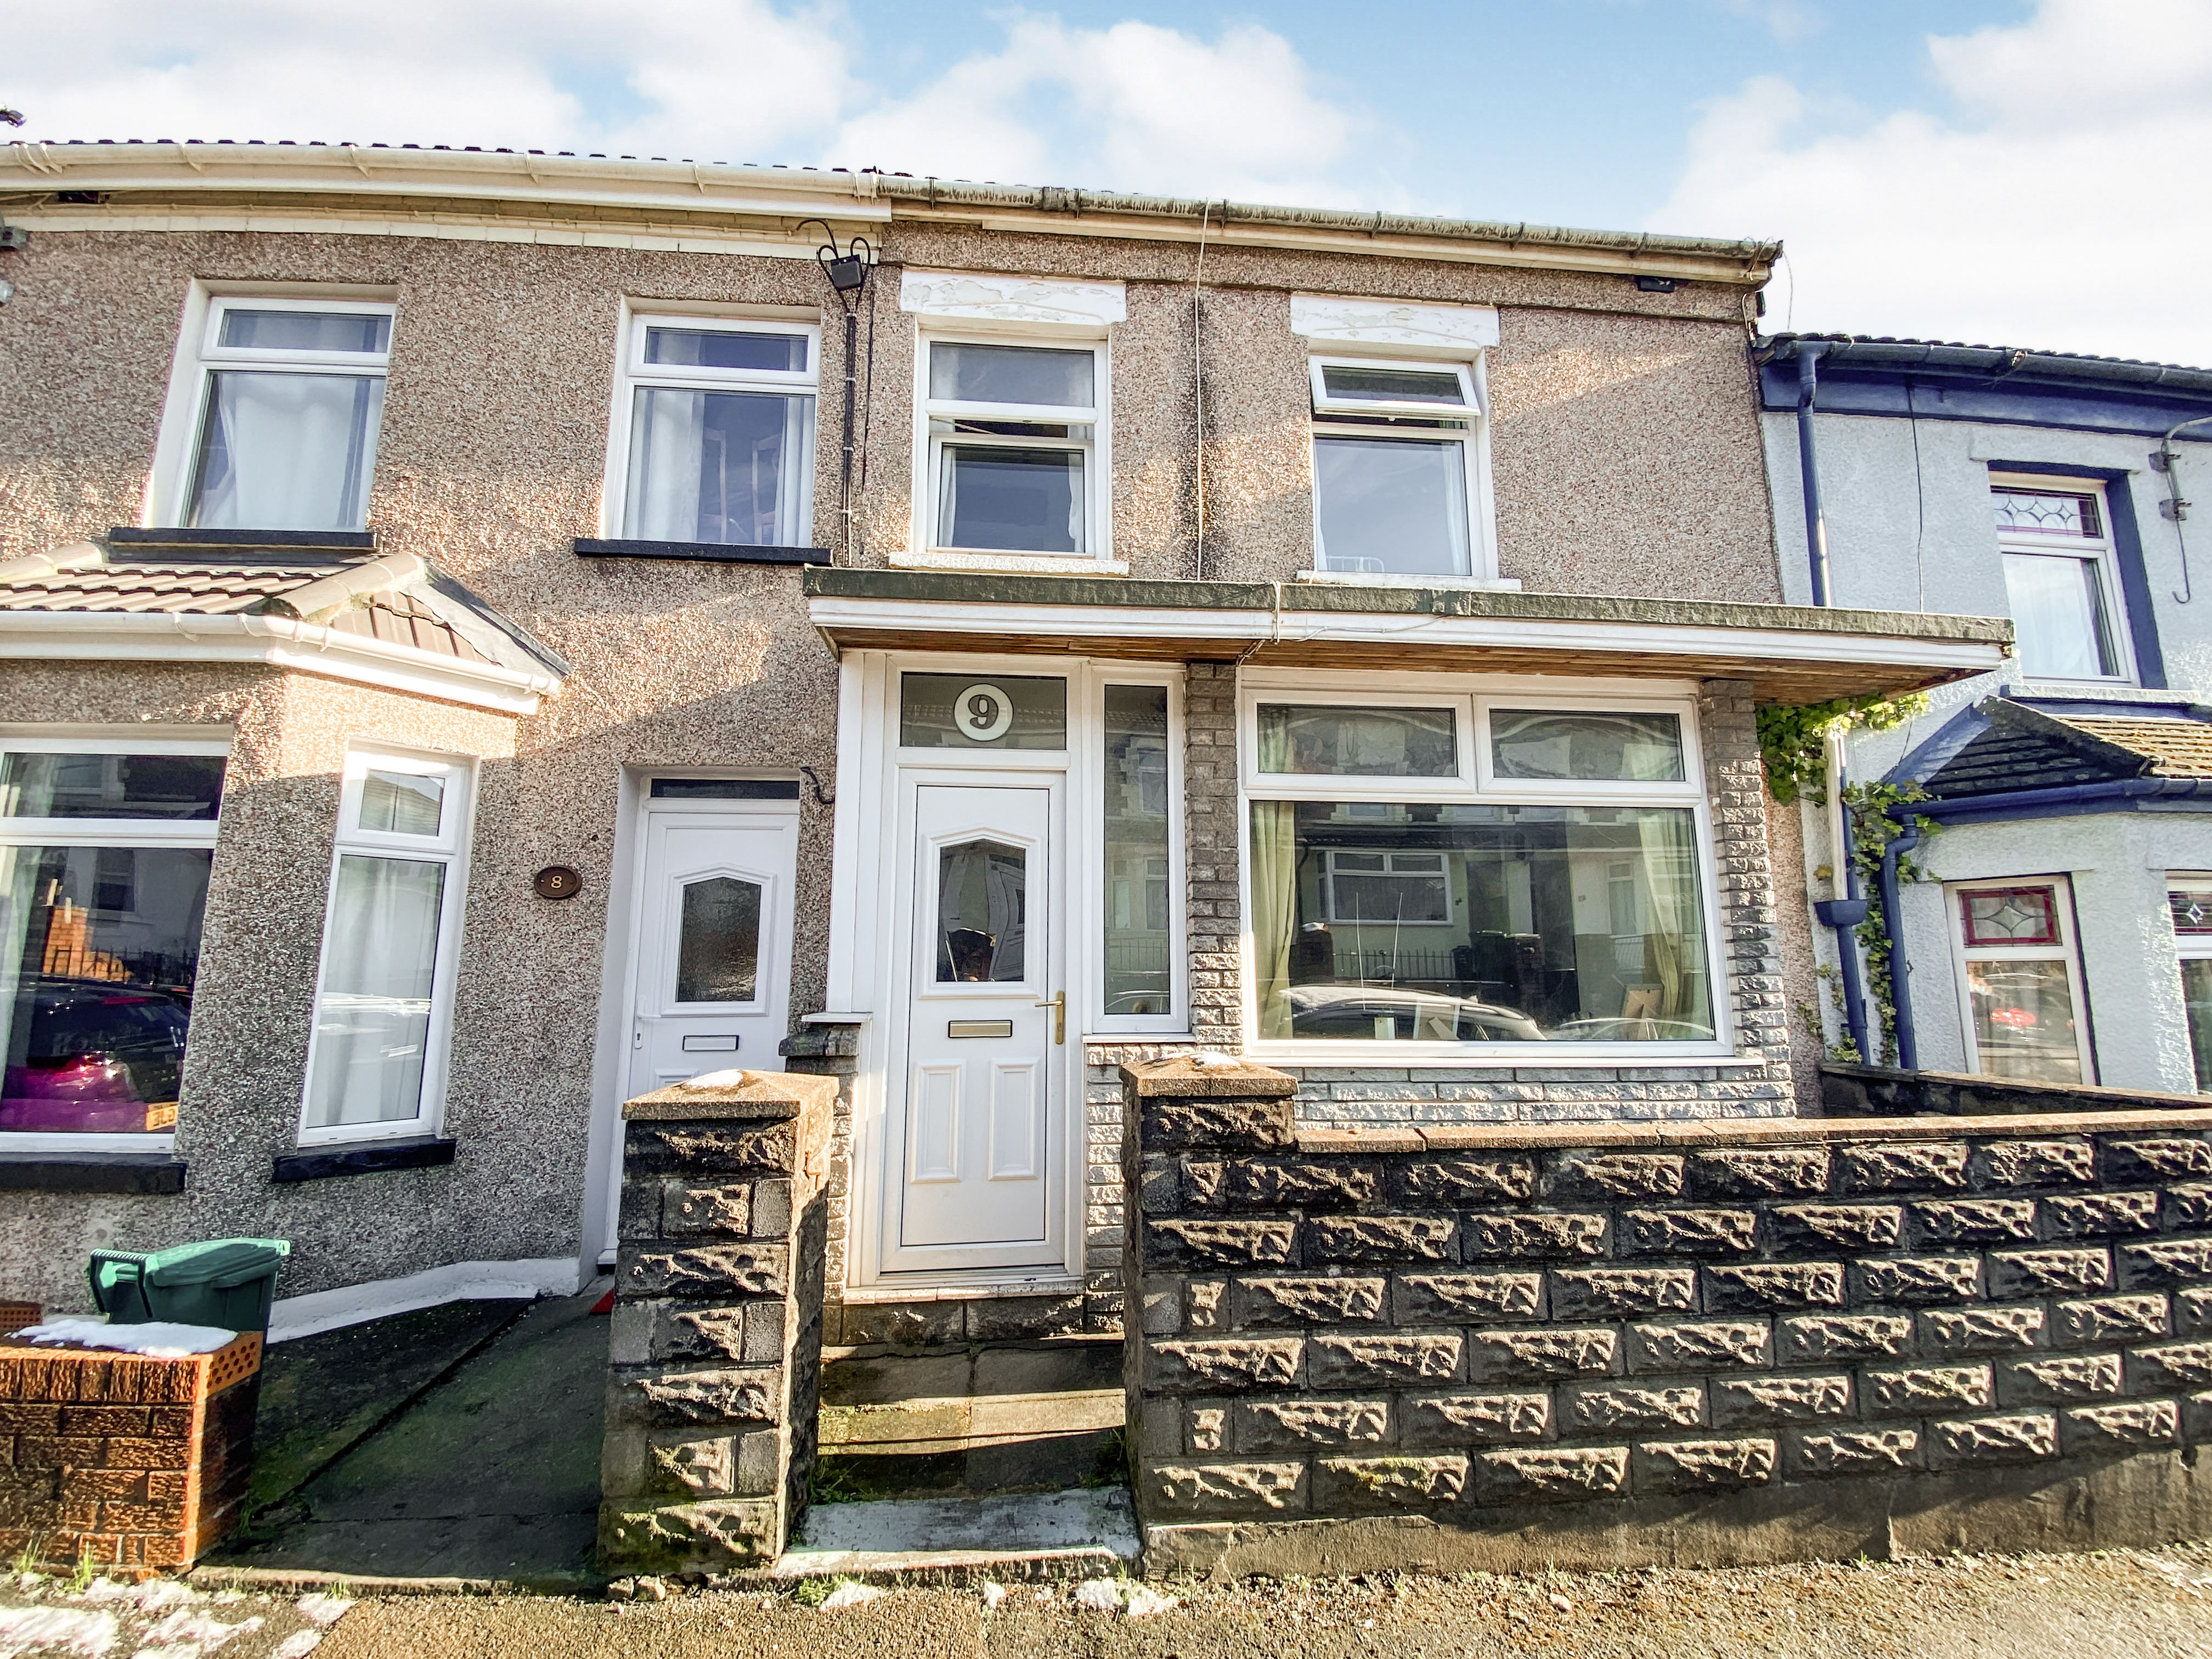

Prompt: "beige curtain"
[1249,802,1300,1040]
[1633,808,1711,1032]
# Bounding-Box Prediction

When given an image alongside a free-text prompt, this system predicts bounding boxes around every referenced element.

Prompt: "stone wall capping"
[621,1070,838,1124]
[1299,1107,2212,1158]
[1124,1056,1300,1099]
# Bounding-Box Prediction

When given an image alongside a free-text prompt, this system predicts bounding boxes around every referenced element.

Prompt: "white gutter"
[0,610,562,715]
[803,595,2011,677]
[0,142,891,224]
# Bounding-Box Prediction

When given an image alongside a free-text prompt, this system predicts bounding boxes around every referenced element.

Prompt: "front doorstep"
[773,1488,1138,1584]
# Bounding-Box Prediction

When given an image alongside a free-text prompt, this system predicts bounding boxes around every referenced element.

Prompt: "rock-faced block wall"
[599,1070,835,1576]
[1124,1057,2212,1578]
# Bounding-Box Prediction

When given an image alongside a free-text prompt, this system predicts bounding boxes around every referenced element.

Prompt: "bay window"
[299,748,474,1142]
[2170,880,2212,1092]
[180,297,393,533]
[615,315,819,548]
[1948,878,2092,1084]
[923,338,1103,557]
[1242,685,1720,1052]
[1,738,227,1138]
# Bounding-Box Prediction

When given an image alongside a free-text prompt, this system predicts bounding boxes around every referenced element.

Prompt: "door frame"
[830,650,1189,1294]
[583,771,804,1263]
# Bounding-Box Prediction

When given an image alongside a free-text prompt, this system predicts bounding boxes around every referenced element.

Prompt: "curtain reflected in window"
[938,840,1027,982]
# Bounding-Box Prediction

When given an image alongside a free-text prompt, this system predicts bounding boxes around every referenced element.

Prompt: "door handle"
[1034,990,1065,1045]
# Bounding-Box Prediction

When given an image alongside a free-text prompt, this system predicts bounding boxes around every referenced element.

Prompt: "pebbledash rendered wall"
[1124,1056,2212,1577]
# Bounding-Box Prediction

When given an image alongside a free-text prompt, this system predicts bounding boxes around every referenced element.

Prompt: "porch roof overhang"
[803,571,2012,703]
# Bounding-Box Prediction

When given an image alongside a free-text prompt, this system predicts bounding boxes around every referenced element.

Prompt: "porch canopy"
[804,570,2011,704]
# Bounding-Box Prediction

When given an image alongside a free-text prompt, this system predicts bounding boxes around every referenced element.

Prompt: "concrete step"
[815,1335,1126,1500]
[776,1488,1139,1584]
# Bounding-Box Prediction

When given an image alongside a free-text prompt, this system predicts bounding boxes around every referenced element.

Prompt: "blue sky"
[14,0,2212,361]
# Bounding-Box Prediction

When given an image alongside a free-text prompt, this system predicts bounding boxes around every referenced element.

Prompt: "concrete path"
[210,1284,611,1589]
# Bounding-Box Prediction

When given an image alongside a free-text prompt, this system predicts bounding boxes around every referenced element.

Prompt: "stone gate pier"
[1125,1054,2212,1579]
[598,1069,836,1575]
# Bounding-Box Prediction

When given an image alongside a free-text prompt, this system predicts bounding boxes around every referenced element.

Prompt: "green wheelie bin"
[88,1238,291,1334]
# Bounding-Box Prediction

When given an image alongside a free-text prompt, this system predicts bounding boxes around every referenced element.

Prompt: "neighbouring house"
[0,140,2005,1340]
[1757,334,2212,1093]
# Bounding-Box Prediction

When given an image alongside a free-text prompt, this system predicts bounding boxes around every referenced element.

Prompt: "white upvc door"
[627,805,798,1101]
[885,778,1067,1274]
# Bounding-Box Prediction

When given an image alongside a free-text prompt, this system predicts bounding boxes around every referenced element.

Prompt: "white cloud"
[10,0,857,161]
[834,18,1369,206]
[9,4,1374,208]
[1654,0,2212,365]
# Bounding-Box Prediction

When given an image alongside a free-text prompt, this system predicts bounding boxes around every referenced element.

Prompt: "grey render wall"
[0,216,1786,1310]
[1763,408,2212,1087]
[1126,1061,2212,1577]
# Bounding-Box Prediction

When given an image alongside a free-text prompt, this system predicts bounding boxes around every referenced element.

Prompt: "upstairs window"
[183,298,394,533]
[1991,476,2132,682]
[924,340,1103,557]
[616,316,819,548]
[1309,357,1484,580]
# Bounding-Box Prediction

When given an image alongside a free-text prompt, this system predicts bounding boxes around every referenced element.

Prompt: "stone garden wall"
[599,1070,836,1576]
[1124,1054,2212,1578]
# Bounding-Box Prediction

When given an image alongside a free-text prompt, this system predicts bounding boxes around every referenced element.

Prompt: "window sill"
[1296,569,1522,592]
[890,548,1130,577]
[0,1153,188,1194]
[1246,1044,1757,1069]
[271,1136,457,1183]
[111,526,376,555]
[574,538,830,566]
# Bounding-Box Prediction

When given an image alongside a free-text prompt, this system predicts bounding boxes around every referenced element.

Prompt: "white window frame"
[148,291,396,531]
[1237,668,1726,1064]
[1989,472,2137,685]
[1323,849,1454,926]
[911,329,1113,565]
[1946,874,2097,1084]
[2168,874,2212,1093]
[1090,669,1187,1036]
[1307,353,1499,585]
[602,308,822,546]
[0,731,232,1151]
[296,745,476,1146]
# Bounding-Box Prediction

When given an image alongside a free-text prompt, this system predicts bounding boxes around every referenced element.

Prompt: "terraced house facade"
[0,140,2006,1341]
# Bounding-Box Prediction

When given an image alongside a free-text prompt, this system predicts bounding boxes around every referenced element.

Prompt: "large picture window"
[1243,687,1718,1052]
[179,297,394,533]
[614,315,819,548]
[299,748,473,1142]
[0,740,228,1138]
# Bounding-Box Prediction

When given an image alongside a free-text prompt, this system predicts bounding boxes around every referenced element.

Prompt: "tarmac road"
[306,1540,2212,1659]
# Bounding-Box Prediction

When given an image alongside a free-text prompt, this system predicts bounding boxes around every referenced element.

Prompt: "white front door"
[627,805,798,1100]
[887,780,1065,1274]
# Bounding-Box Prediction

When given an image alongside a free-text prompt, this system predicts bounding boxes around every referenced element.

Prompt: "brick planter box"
[1125,1056,2212,1578]
[0,1331,263,1575]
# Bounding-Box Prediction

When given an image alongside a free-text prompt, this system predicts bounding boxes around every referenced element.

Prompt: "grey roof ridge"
[247,550,425,622]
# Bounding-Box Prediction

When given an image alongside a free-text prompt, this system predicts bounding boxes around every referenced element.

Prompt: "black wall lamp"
[796,219,878,566]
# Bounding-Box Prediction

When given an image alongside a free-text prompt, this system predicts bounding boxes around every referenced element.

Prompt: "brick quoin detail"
[1124,1056,2212,1576]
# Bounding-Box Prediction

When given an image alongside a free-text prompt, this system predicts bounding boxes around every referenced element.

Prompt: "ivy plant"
[1754,691,1929,806]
